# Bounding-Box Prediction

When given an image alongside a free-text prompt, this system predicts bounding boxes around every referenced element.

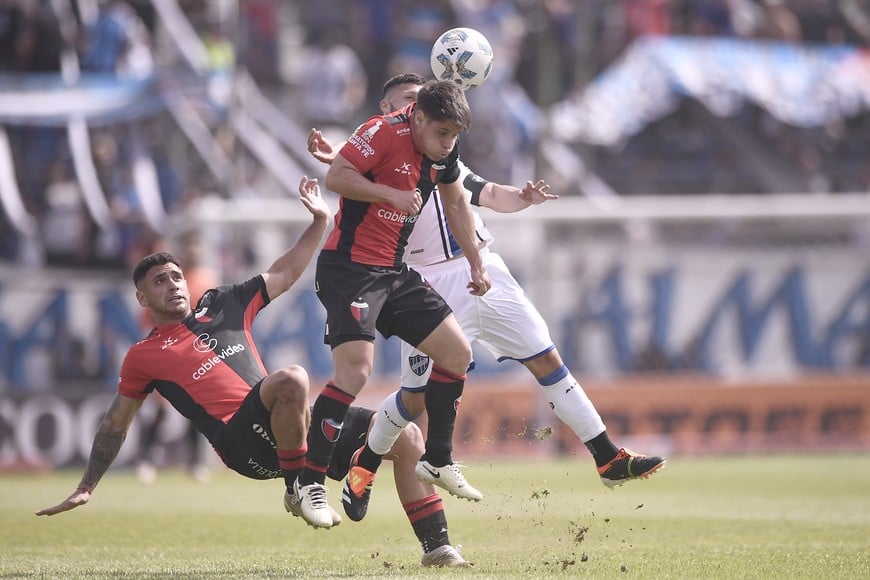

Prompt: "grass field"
[3,453,869,578]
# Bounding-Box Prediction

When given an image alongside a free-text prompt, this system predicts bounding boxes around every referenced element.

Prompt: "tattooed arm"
[36,395,143,516]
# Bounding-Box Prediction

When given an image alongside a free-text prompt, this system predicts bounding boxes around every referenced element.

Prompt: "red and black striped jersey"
[321,103,461,267]
[118,276,270,429]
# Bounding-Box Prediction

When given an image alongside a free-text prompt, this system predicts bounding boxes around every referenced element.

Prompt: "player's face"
[380,83,422,114]
[411,111,462,161]
[135,263,191,324]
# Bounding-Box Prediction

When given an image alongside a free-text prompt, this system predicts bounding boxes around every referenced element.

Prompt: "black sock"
[278,447,306,492]
[357,444,383,473]
[404,494,450,553]
[422,366,464,467]
[584,431,620,467]
[299,382,354,486]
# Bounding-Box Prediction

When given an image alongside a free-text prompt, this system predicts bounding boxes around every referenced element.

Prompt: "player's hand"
[518,180,557,205]
[307,128,337,165]
[388,189,423,216]
[298,176,332,221]
[36,486,91,516]
[467,267,491,296]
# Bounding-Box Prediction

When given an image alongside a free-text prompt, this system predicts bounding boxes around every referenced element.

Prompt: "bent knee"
[334,366,371,394]
[394,421,425,457]
[272,365,310,397]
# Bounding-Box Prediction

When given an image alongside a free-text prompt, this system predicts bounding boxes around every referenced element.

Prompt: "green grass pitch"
[3,453,868,578]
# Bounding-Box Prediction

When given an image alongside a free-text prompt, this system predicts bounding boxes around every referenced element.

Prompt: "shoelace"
[303,484,329,508]
[444,463,469,483]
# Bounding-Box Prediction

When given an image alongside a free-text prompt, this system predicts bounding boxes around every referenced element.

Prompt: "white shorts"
[400,249,554,389]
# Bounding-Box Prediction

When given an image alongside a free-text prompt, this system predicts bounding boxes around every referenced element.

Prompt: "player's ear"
[135,289,148,308]
[378,98,390,114]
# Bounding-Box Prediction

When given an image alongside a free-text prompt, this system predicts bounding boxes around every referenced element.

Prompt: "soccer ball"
[430,27,494,90]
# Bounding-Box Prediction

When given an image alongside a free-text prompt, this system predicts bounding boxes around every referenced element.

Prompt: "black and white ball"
[430,27,494,90]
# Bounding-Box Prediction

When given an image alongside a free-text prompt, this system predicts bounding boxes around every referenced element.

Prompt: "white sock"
[367,390,416,456]
[540,369,606,442]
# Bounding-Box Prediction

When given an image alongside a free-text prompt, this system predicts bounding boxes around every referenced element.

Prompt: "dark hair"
[415,80,471,131]
[133,252,180,287]
[382,73,427,97]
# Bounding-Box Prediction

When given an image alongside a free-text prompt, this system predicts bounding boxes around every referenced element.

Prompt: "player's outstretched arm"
[262,176,331,301]
[478,179,557,213]
[36,394,143,516]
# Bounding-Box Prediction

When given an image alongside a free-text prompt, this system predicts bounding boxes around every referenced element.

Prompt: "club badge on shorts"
[408,354,431,377]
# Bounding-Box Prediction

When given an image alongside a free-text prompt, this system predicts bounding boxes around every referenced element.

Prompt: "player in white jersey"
[307,73,666,521]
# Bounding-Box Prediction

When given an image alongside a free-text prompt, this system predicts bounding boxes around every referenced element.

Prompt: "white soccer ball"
[430,27,494,90]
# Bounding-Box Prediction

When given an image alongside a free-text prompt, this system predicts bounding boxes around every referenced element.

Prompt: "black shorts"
[213,382,282,480]
[316,255,452,349]
[327,406,375,482]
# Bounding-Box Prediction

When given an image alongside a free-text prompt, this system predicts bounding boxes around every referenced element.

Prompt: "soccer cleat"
[415,460,483,501]
[421,544,471,568]
[342,446,376,522]
[284,489,342,527]
[598,448,666,489]
[290,479,337,528]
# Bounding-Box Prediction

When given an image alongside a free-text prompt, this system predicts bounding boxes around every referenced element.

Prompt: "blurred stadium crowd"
[1,0,869,271]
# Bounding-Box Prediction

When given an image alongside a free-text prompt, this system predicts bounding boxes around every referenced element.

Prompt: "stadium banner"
[1,374,867,470]
[551,36,870,146]
[0,236,867,390]
[0,74,163,127]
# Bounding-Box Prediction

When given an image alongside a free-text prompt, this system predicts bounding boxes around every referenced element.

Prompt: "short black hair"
[133,252,180,287]
[414,80,471,131]
[382,73,427,97]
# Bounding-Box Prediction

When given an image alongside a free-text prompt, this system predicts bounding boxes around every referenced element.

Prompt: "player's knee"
[436,343,472,376]
[392,420,425,457]
[334,364,371,393]
[401,421,425,453]
[272,365,310,402]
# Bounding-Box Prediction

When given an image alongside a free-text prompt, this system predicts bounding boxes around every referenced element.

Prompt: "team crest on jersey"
[361,121,382,141]
[161,337,178,350]
[350,300,369,323]
[408,354,431,377]
[321,418,343,443]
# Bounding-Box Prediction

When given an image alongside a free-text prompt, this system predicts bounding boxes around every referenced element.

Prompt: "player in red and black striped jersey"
[34,176,469,564]
[36,177,331,517]
[295,80,491,529]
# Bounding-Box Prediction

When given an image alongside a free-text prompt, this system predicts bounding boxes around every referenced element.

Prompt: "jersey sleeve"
[117,347,153,400]
[457,160,489,206]
[339,114,392,175]
[209,275,269,312]
[206,275,269,330]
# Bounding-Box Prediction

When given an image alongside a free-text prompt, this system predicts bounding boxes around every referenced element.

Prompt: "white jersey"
[399,162,555,389]
[404,161,494,268]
